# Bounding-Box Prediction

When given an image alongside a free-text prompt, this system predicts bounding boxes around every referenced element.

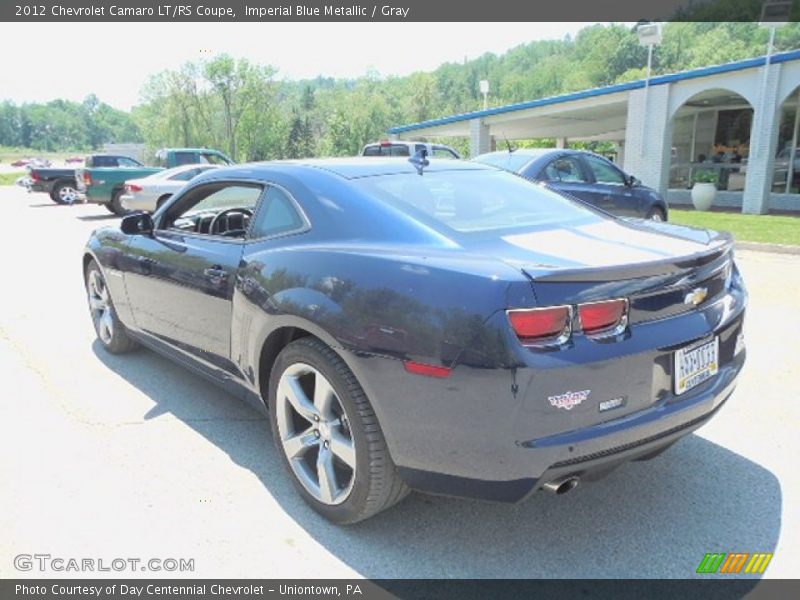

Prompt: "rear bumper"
[120,193,155,212]
[397,353,742,502]
[346,291,746,502]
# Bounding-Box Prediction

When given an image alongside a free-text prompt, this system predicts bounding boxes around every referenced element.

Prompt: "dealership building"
[387,49,800,214]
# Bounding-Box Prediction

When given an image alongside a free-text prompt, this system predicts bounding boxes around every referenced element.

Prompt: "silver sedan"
[120,164,220,212]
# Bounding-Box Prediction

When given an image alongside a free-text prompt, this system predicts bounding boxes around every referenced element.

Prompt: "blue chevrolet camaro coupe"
[84,158,747,523]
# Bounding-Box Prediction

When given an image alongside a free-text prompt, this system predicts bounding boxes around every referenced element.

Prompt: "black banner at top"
[1,0,799,22]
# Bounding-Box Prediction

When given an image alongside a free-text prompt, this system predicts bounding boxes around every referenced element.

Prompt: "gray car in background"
[120,164,221,213]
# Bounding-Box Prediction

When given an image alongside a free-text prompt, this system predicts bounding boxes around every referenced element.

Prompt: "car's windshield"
[473,152,537,173]
[353,169,601,233]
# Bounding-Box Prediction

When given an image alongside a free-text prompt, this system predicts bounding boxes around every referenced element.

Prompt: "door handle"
[203,266,228,279]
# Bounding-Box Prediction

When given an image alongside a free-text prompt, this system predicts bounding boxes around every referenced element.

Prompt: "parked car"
[77,148,233,215]
[84,158,746,523]
[362,140,461,159]
[10,159,30,168]
[29,154,140,205]
[473,149,668,220]
[120,164,221,212]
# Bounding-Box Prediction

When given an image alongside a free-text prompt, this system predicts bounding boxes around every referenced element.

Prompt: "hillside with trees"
[1,22,798,159]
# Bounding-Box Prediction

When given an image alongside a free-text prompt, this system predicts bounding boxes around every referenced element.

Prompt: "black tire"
[269,337,409,524]
[645,206,667,221]
[109,189,130,216]
[51,180,78,205]
[85,259,138,354]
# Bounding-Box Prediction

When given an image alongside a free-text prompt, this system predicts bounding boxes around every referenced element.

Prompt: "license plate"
[674,337,719,395]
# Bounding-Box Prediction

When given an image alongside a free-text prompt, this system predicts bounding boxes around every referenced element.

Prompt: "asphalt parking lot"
[0,185,797,580]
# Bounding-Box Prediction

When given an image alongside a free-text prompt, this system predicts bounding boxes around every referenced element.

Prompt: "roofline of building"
[387,49,800,135]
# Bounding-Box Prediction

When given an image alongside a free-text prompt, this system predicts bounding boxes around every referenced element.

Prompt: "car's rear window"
[363,144,411,157]
[353,170,599,233]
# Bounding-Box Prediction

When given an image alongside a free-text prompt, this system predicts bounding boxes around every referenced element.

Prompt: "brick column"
[623,84,672,196]
[743,63,782,214]
[470,118,491,158]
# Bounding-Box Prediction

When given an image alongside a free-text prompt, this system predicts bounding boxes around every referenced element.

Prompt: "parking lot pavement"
[0,185,797,580]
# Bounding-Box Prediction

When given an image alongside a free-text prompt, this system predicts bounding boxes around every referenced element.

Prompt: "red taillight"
[403,360,451,378]
[29,171,39,182]
[126,184,142,193]
[508,306,571,343]
[82,171,92,185]
[578,299,628,335]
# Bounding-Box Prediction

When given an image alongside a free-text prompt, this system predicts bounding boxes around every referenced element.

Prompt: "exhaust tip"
[542,476,580,495]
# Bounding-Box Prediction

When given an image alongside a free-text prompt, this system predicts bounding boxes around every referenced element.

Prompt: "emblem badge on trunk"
[548,390,590,411]
[684,287,708,306]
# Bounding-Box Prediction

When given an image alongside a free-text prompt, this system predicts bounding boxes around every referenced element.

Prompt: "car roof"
[205,157,491,180]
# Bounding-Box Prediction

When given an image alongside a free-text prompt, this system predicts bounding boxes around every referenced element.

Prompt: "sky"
[0,22,594,111]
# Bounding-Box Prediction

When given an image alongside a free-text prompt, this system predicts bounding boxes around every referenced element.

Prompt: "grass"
[0,145,81,164]
[669,209,800,246]
[0,173,22,186]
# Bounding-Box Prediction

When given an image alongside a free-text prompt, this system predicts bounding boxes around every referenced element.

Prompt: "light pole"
[636,22,663,157]
[479,80,489,111]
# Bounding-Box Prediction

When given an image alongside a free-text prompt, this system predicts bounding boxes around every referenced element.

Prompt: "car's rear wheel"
[51,181,78,205]
[269,337,409,524]
[110,189,131,216]
[646,207,667,221]
[85,260,138,354]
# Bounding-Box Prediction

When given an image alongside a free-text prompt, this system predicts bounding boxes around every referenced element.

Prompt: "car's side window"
[584,155,626,185]
[162,183,263,238]
[542,157,587,183]
[249,186,305,239]
[169,169,198,182]
[117,157,140,168]
[363,146,381,156]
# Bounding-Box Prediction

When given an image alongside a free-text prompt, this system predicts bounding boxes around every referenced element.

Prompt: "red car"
[11,159,30,167]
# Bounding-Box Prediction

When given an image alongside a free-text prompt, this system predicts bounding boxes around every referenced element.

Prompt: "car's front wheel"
[646,207,667,221]
[269,337,409,524]
[85,260,138,354]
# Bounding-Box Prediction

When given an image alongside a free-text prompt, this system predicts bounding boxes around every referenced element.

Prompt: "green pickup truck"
[77,148,233,215]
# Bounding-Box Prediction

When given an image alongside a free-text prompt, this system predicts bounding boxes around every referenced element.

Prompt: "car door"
[534,154,597,204]
[580,154,641,216]
[122,181,264,373]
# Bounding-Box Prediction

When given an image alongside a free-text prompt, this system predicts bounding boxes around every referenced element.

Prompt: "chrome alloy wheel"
[87,269,114,344]
[59,185,78,203]
[275,363,356,505]
[649,211,665,221]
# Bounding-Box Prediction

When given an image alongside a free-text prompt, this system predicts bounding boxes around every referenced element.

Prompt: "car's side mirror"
[120,212,154,235]
[627,175,641,187]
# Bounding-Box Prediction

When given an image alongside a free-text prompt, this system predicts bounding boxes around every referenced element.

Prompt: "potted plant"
[691,170,718,211]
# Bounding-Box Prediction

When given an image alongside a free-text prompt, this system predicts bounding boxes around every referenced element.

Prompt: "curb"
[735,241,800,256]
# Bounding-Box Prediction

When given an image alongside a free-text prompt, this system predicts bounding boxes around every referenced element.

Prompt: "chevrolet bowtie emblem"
[684,287,708,306]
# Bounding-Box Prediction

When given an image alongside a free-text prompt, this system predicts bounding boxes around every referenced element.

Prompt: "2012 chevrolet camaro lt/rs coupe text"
[83,158,747,523]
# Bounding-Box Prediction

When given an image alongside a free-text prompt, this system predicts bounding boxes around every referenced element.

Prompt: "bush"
[692,169,719,184]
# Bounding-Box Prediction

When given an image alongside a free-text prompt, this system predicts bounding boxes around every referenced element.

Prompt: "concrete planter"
[691,183,717,211]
